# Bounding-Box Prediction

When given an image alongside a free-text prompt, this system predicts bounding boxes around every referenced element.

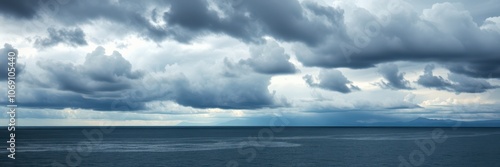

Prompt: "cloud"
[164,0,346,45]
[301,92,421,113]
[162,58,286,109]
[416,64,452,90]
[163,0,256,42]
[376,63,412,90]
[34,27,88,48]
[6,0,346,45]
[481,16,500,33]
[0,44,24,81]
[241,0,345,46]
[0,0,39,19]
[32,0,170,43]
[303,69,360,93]
[37,46,142,94]
[447,73,499,93]
[417,64,498,93]
[15,46,284,111]
[18,89,145,111]
[166,72,280,109]
[295,2,500,78]
[8,46,146,111]
[7,1,498,79]
[2,0,500,123]
[239,40,297,74]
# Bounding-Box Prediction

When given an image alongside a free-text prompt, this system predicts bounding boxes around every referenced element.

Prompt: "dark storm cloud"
[447,73,499,93]
[2,0,500,111]
[23,0,171,42]
[0,44,24,81]
[163,0,255,42]
[82,47,143,81]
[138,1,500,79]
[12,46,145,111]
[417,64,498,93]
[241,0,344,46]
[37,46,142,94]
[161,58,285,109]
[125,58,285,110]
[296,2,500,79]
[417,64,452,90]
[34,27,88,48]
[18,89,147,111]
[376,63,412,90]
[303,69,360,93]
[0,0,39,19]
[163,0,346,45]
[446,62,500,79]
[6,0,345,45]
[167,73,279,109]
[239,41,297,75]
[3,1,500,79]
[16,45,282,110]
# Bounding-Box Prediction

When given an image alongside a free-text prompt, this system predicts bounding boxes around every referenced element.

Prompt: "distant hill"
[203,117,500,127]
[365,117,500,127]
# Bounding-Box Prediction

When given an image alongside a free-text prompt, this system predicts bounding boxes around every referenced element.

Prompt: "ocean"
[1,127,500,166]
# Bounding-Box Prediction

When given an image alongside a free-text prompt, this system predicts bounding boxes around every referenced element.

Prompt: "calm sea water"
[1,127,500,167]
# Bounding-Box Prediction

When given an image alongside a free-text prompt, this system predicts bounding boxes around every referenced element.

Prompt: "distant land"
[176,117,500,127]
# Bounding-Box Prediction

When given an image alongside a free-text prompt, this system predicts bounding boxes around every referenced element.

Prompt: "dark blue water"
[1,127,500,167]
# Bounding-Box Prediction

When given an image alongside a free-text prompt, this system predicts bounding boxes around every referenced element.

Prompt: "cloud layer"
[1,0,499,78]
[377,63,412,90]
[34,27,88,48]
[239,41,297,74]
[0,0,499,124]
[417,64,498,94]
[304,69,360,93]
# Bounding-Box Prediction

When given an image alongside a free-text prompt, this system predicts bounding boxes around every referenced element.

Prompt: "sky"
[0,0,499,126]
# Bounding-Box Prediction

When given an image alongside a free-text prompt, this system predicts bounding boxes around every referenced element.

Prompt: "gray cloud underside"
[12,45,283,111]
[4,0,499,78]
[1,0,500,111]
[417,64,499,93]
[0,0,39,19]
[0,44,24,81]
[376,63,413,90]
[34,27,88,48]
[303,69,360,93]
[37,47,142,93]
[167,73,279,109]
[239,41,297,74]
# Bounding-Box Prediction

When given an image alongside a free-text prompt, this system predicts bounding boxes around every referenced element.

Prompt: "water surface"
[1,127,499,166]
